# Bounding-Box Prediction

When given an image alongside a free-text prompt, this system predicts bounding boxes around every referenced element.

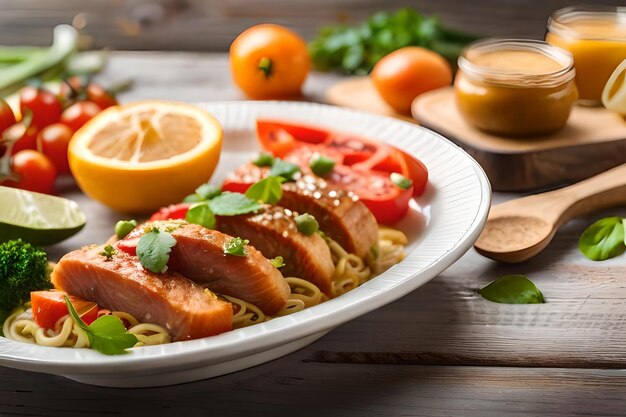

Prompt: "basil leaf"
[87,315,139,355]
[64,296,138,355]
[269,158,300,181]
[208,192,262,216]
[185,202,216,229]
[224,237,249,256]
[195,182,222,200]
[478,275,545,304]
[245,176,285,204]
[136,228,177,273]
[578,217,626,261]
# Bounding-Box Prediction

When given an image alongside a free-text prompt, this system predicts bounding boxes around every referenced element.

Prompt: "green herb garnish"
[136,227,176,273]
[185,202,216,229]
[245,176,285,204]
[309,153,335,177]
[183,193,205,203]
[309,7,478,74]
[195,182,222,200]
[478,275,545,304]
[270,256,285,268]
[253,152,275,167]
[208,192,263,216]
[295,213,319,236]
[114,219,137,239]
[99,244,117,261]
[224,237,249,257]
[578,217,625,261]
[269,158,300,181]
[390,172,412,190]
[64,296,138,355]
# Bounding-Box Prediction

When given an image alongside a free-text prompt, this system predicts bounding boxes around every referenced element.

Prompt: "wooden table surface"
[2,52,626,417]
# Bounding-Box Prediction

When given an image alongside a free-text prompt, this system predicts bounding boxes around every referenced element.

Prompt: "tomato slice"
[149,203,191,222]
[31,291,98,330]
[256,120,329,157]
[327,165,413,224]
[400,151,428,197]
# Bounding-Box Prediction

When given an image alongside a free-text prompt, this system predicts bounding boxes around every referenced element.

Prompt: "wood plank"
[2,356,626,416]
[0,0,624,51]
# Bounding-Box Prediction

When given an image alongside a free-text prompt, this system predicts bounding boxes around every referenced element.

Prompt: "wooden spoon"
[475,164,626,263]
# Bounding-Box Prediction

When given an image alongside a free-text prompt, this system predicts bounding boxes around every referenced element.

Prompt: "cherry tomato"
[256,120,329,158]
[38,123,73,174]
[0,98,16,135]
[86,83,117,109]
[371,47,452,115]
[60,101,101,132]
[230,24,311,99]
[31,291,98,330]
[10,125,38,155]
[3,149,56,194]
[19,86,62,130]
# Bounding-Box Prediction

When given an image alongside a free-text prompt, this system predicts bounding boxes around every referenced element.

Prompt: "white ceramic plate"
[0,101,491,387]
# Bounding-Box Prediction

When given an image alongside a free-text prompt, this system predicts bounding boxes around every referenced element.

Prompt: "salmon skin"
[216,205,335,296]
[225,163,379,258]
[118,221,290,315]
[51,245,233,341]
[281,175,378,259]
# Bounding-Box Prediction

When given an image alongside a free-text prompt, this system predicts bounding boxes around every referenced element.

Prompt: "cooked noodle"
[3,226,407,347]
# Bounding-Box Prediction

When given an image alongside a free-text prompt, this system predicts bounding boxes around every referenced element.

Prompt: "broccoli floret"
[0,239,52,322]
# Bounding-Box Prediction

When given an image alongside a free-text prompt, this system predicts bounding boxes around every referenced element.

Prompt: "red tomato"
[60,101,101,132]
[10,125,38,155]
[256,120,329,157]
[19,86,62,130]
[38,123,73,174]
[86,84,117,109]
[0,98,16,135]
[400,151,428,196]
[149,203,192,222]
[31,291,98,330]
[3,150,57,194]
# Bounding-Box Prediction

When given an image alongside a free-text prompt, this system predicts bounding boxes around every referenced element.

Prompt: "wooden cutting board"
[326,77,626,191]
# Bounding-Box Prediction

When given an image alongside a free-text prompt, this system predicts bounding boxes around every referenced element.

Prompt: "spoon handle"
[556,163,626,225]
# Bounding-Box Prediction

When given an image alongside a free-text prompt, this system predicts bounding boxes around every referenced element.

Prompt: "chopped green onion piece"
[309,153,335,177]
[114,219,137,239]
[390,172,412,190]
[253,152,275,167]
[295,213,319,236]
[224,237,249,257]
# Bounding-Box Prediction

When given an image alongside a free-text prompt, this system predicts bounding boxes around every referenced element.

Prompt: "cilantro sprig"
[64,296,138,355]
[224,237,249,256]
[136,228,176,273]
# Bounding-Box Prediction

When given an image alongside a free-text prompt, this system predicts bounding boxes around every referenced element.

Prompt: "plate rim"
[0,100,491,376]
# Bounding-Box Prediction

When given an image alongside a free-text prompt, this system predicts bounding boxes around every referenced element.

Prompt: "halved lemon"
[69,100,223,213]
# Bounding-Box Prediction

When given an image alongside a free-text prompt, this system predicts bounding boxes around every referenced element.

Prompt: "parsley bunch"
[309,8,477,74]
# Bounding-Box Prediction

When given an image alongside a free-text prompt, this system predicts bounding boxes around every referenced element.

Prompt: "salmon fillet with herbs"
[51,245,233,341]
[118,221,290,315]
[216,206,335,296]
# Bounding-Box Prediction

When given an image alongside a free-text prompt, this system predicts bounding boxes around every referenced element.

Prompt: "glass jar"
[546,5,626,106]
[455,39,578,137]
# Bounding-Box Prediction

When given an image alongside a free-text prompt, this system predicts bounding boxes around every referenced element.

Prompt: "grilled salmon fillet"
[118,221,290,315]
[281,175,378,258]
[51,245,233,341]
[224,163,378,258]
[217,206,335,296]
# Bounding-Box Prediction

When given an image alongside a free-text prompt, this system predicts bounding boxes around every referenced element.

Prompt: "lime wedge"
[0,186,86,246]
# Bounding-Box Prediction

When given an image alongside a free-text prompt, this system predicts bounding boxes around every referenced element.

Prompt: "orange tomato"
[230,24,311,99]
[371,47,452,115]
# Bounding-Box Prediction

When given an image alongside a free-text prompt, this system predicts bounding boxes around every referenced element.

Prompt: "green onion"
[390,172,412,190]
[309,153,335,177]
[114,219,137,239]
[295,213,319,236]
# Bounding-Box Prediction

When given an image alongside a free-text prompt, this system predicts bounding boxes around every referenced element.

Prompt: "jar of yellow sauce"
[546,6,626,105]
[455,39,577,137]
